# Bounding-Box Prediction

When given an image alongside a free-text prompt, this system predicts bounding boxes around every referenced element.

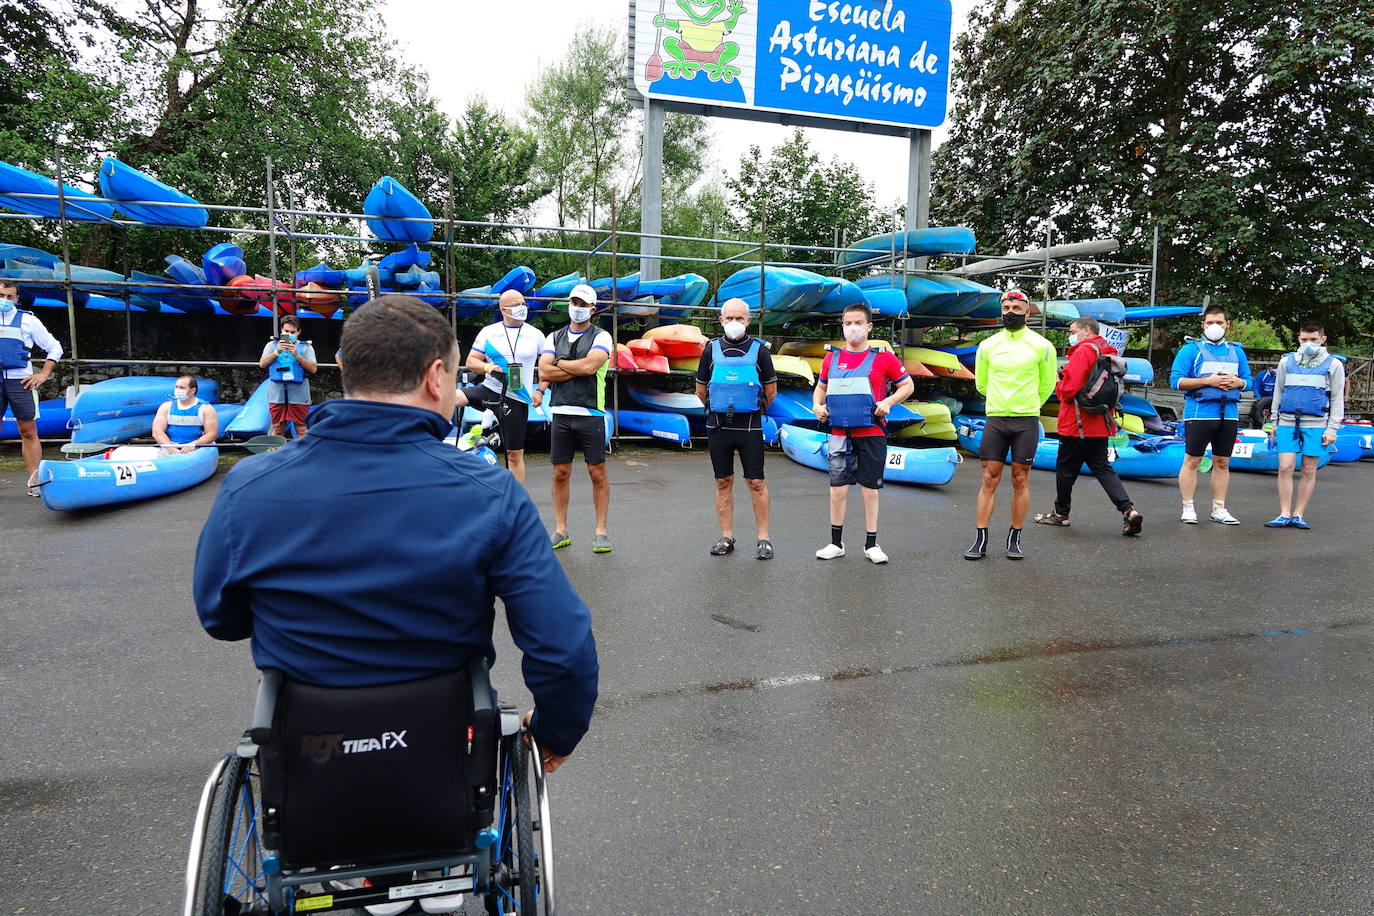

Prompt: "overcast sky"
[381,0,975,212]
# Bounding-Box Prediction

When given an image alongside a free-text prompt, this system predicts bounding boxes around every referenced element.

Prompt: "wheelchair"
[183,660,556,914]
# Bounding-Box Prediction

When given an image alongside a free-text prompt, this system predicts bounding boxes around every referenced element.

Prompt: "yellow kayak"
[896,421,958,441]
[771,354,815,385]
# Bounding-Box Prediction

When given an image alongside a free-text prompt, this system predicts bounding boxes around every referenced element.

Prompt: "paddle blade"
[645,54,663,81]
[241,434,288,453]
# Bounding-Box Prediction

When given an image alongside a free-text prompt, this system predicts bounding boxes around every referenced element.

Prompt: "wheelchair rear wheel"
[485,737,545,914]
[192,753,268,915]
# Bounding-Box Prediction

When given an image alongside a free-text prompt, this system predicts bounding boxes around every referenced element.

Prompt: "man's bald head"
[498,289,525,309]
[720,298,751,321]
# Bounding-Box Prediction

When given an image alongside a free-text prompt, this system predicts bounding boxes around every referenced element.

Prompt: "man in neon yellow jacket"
[967,290,1057,560]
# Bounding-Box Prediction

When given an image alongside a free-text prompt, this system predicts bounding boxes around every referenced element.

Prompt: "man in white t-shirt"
[537,284,613,553]
[463,289,547,484]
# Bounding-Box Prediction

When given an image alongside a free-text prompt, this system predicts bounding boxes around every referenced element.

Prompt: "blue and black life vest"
[1188,340,1242,404]
[0,308,33,371]
[707,339,762,416]
[1278,353,1333,417]
[824,348,879,429]
[167,397,206,444]
[271,338,306,384]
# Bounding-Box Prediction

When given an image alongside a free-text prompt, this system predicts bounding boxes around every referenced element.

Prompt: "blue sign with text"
[633,0,952,130]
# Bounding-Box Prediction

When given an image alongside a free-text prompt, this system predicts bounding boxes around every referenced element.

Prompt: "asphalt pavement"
[2,442,1372,914]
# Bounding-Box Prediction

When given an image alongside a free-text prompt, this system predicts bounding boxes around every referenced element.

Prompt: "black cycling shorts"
[708,427,765,479]
[1184,418,1239,458]
[0,378,37,422]
[463,386,530,452]
[980,416,1041,465]
[549,414,606,465]
[827,433,886,489]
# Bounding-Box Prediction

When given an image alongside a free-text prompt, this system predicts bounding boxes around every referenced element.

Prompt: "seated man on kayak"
[151,375,218,453]
[194,293,598,776]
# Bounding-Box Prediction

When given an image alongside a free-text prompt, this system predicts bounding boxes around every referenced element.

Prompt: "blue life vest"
[271,337,306,384]
[824,348,879,429]
[707,339,762,415]
[1189,340,1242,404]
[1254,368,1276,399]
[1278,353,1333,417]
[167,397,206,444]
[0,308,32,371]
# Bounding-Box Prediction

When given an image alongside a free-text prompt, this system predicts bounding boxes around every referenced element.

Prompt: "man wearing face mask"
[967,289,1057,560]
[0,278,64,493]
[538,285,614,553]
[812,303,914,564]
[151,375,219,453]
[464,290,547,485]
[1264,320,1345,529]
[1169,304,1252,524]
[258,315,318,438]
[1034,317,1143,535]
[694,298,778,559]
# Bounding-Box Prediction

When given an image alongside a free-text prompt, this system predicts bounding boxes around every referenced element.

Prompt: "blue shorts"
[1275,424,1328,458]
[0,378,38,421]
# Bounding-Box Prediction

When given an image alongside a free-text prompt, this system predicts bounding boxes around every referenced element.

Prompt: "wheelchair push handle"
[249,669,282,745]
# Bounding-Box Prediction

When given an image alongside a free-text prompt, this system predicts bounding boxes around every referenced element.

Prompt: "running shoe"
[1181,505,1198,524]
[815,543,845,560]
[549,530,571,550]
[1289,516,1311,530]
[1264,515,1292,528]
[863,544,889,564]
[1210,507,1240,525]
[592,533,613,553]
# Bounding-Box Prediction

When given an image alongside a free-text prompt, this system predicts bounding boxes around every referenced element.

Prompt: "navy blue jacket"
[194,398,598,756]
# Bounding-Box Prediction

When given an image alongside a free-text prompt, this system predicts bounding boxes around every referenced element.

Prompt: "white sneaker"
[1180,505,1198,524]
[419,893,465,914]
[815,542,845,559]
[415,870,465,914]
[863,544,889,564]
[1210,506,1240,525]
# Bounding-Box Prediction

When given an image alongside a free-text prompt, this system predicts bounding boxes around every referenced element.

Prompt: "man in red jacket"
[1034,317,1144,535]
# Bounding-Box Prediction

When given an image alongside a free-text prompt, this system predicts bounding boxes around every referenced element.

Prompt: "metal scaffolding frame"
[4,152,1163,445]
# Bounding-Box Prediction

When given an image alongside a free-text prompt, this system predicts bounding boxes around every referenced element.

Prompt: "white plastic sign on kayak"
[113,463,137,486]
[886,450,907,470]
[1107,446,1118,462]
[1232,442,1254,459]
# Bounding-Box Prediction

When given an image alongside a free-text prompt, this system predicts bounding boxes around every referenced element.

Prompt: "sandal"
[710,536,736,556]
[756,539,774,560]
[1033,510,1070,527]
[1122,507,1143,536]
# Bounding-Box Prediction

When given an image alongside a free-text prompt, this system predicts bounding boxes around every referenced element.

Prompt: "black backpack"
[1075,342,1127,415]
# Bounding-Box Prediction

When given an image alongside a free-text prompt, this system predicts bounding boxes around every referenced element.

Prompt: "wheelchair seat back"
[258,665,496,868]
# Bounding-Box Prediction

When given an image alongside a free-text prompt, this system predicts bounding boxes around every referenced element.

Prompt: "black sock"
[970,527,988,551]
[831,525,843,548]
[865,531,878,550]
[1007,527,1022,550]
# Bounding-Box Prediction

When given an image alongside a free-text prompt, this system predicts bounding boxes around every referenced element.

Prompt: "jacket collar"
[306,398,451,444]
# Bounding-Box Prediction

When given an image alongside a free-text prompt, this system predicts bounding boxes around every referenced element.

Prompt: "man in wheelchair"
[190,295,599,915]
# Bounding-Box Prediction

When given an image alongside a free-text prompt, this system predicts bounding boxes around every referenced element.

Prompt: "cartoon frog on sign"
[653,0,745,82]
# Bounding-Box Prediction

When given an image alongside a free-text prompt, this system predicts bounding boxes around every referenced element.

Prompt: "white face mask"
[1067,333,1080,347]
[568,304,593,323]
[0,297,15,313]
[506,305,528,322]
[1203,323,1226,342]
[1298,341,1321,358]
[722,320,748,340]
[174,388,191,401]
[843,324,868,346]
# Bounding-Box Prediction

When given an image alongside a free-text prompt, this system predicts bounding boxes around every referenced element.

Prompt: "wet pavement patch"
[598,616,1374,712]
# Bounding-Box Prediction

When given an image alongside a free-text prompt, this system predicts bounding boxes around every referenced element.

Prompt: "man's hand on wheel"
[521,709,570,773]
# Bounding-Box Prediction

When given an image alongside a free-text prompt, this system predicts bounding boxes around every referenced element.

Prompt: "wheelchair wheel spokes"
[484,735,545,914]
[192,753,269,915]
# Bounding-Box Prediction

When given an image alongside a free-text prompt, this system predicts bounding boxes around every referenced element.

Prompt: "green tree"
[527,25,632,231]
[727,129,891,265]
[933,0,1374,337]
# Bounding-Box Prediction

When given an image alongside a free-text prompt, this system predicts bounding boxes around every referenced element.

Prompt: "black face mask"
[1002,312,1027,330]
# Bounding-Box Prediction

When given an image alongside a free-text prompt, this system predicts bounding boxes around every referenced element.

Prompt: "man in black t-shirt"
[694,298,778,559]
